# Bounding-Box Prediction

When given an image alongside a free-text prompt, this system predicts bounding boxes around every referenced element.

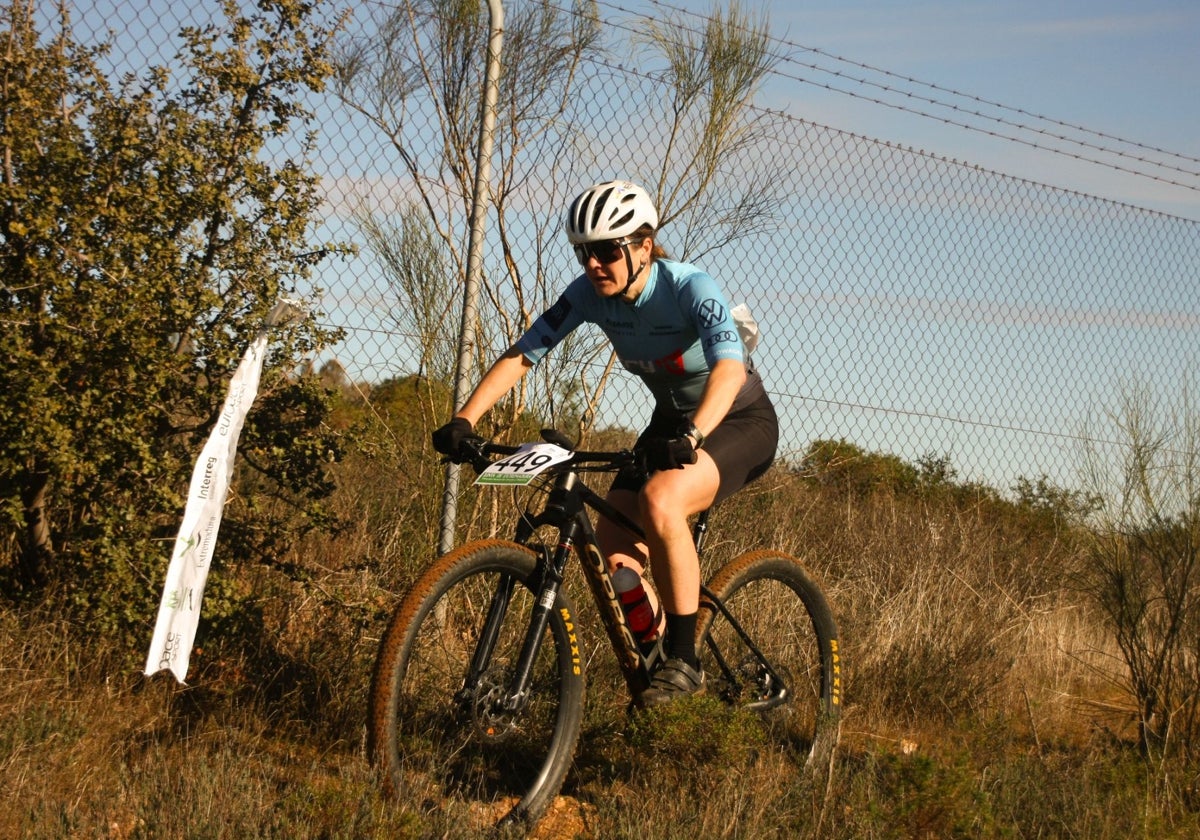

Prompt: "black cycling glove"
[431,417,476,457]
[639,436,698,472]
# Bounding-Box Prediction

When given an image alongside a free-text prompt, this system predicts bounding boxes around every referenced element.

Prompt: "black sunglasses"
[573,237,634,266]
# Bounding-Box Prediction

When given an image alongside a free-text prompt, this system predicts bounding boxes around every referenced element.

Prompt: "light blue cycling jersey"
[515,259,765,414]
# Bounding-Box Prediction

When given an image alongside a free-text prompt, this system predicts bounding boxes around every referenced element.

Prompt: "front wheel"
[368,540,585,829]
[698,550,842,768]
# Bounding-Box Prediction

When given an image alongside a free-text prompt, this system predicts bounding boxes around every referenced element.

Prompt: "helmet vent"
[589,185,614,230]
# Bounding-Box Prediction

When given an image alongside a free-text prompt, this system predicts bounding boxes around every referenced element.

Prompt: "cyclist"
[432,179,778,705]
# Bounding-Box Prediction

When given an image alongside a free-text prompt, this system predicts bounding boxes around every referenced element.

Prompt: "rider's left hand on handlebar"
[638,436,697,472]
[432,417,483,461]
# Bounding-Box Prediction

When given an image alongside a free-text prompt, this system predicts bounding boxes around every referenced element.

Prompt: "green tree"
[0,0,350,636]
[1013,473,1101,524]
[799,438,919,496]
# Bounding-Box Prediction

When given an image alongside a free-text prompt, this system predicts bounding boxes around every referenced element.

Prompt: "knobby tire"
[368,541,585,829]
[698,549,842,768]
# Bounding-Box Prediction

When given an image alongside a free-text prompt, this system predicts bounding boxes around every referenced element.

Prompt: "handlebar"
[450,429,645,477]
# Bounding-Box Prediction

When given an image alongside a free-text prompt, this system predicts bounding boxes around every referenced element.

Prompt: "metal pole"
[438,0,505,556]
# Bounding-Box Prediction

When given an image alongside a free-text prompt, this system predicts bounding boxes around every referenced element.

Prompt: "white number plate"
[475,442,573,486]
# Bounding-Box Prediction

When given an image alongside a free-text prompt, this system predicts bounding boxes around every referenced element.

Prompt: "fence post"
[438,0,505,556]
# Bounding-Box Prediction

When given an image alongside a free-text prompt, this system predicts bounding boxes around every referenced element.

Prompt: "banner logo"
[143,305,295,684]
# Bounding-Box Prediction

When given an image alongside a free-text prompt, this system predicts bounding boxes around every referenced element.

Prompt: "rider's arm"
[454,347,534,426]
[671,267,747,442]
[455,285,587,427]
[689,357,746,442]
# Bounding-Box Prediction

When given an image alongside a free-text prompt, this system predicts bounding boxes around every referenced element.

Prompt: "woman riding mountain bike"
[432,179,779,706]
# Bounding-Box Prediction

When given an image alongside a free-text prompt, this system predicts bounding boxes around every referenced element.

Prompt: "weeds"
[4,409,1200,837]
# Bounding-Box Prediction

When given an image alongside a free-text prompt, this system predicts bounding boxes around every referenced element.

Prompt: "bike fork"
[456,571,519,706]
[502,574,563,712]
[463,541,573,715]
[502,534,575,711]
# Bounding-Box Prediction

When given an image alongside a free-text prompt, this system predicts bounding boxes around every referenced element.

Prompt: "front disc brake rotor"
[471,666,522,742]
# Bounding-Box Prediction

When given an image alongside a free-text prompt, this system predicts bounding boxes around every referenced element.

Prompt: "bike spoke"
[370,544,585,828]
[700,551,841,767]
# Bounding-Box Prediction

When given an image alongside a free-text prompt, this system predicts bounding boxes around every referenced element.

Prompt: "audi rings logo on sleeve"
[704,330,738,349]
[698,299,726,329]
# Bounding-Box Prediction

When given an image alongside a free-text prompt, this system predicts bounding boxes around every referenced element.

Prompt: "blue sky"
[82,0,1200,220]
[620,0,1200,221]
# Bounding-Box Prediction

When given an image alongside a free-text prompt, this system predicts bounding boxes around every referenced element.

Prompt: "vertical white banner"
[145,301,298,683]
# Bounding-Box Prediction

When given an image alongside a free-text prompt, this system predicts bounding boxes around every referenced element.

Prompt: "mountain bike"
[367,430,842,829]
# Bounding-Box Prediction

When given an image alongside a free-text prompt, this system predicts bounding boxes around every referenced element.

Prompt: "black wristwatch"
[685,421,706,450]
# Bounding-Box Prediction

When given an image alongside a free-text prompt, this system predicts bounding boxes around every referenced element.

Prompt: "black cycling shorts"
[612,391,779,506]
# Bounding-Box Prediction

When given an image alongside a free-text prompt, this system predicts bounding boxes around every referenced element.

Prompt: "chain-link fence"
[59,0,1199,493]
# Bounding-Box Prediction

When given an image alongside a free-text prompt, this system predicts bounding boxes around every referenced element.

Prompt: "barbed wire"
[575,52,1200,222]
[779,44,1200,170]
[595,0,1200,192]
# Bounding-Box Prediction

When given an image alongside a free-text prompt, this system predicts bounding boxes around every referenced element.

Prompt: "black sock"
[665,611,699,669]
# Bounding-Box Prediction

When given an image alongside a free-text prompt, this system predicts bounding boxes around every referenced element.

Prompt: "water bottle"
[613,564,662,646]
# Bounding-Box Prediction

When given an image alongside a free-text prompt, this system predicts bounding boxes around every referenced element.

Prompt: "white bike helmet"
[564,180,659,244]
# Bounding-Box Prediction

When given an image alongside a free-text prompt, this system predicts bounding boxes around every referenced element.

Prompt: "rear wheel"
[368,540,585,828]
[698,550,841,767]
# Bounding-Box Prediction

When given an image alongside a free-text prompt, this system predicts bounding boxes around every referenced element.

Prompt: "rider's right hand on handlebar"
[638,436,697,472]
[432,417,484,462]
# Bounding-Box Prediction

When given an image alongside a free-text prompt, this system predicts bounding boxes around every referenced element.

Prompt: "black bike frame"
[462,462,656,709]
[463,443,792,712]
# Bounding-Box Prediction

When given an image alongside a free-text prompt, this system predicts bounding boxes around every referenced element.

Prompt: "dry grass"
[5,463,1200,838]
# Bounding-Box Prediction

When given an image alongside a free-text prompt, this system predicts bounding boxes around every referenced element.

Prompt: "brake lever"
[439,436,489,470]
[628,447,649,477]
[463,436,492,471]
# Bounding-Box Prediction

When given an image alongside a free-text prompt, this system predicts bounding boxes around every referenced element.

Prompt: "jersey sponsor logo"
[655,349,685,375]
[704,329,738,350]
[698,298,726,329]
[543,295,573,331]
[620,348,686,377]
